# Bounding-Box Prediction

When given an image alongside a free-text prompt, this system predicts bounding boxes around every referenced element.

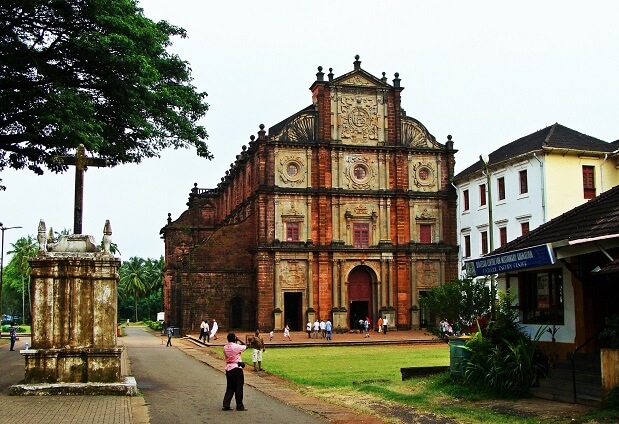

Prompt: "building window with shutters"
[462,189,470,211]
[286,222,300,241]
[519,170,528,194]
[582,166,595,199]
[479,184,486,206]
[499,227,507,247]
[353,222,370,248]
[521,222,529,235]
[419,224,432,243]
[463,234,471,258]
[481,231,488,255]
[497,177,505,201]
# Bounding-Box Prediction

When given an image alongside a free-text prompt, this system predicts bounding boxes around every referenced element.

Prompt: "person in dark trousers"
[166,324,174,346]
[222,333,247,411]
[9,326,17,351]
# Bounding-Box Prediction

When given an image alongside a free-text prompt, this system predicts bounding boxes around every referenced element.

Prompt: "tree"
[118,256,148,322]
[6,235,38,324]
[0,0,211,190]
[419,278,490,333]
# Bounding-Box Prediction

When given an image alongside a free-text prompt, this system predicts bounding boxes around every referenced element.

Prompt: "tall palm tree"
[7,235,38,324]
[119,257,148,322]
[143,257,164,319]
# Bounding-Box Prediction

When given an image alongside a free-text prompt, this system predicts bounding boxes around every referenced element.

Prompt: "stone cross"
[55,144,108,234]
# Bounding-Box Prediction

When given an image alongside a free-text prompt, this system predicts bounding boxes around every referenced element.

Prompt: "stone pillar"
[24,224,123,384]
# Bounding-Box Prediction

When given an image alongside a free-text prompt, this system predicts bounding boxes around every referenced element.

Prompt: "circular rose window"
[287,163,299,177]
[353,164,367,180]
[418,168,429,181]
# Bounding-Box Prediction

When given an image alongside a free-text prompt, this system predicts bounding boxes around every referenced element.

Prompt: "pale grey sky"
[1,0,618,261]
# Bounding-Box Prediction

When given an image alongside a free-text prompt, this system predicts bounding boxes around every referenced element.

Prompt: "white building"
[453,123,619,276]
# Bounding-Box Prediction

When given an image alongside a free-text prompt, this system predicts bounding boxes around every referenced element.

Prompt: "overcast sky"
[1,0,618,262]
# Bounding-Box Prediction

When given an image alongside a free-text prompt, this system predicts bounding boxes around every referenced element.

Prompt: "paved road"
[123,327,326,424]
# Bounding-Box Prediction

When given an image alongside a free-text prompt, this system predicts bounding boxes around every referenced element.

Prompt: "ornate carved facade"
[161,56,458,334]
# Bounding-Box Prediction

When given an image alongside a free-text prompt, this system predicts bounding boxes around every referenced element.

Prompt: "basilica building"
[161,56,459,333]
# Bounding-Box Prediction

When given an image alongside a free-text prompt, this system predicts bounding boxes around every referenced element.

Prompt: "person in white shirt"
[210,319,219,340]
[306,321,312,338]
[313,319,320,338]
[319,320,326,338]
[382,316,389,334]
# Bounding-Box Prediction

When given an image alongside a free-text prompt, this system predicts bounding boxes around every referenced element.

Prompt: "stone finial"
[258,124,266,141]
[37,219,47,252]
[354,54,361,70]
[381,72,387,83]
[103,220,112,254]
[316,66,324,81]
[167,213,172,225]
[47,227,55,244]
[328,68,334,82]
[393,72,401,88]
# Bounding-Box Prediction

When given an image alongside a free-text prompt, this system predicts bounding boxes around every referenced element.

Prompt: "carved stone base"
[333,309,348,331]
[22,347,125,384]
[273,310,283,330]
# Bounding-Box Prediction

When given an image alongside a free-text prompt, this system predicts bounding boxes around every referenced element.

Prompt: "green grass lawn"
[225,344,619,424]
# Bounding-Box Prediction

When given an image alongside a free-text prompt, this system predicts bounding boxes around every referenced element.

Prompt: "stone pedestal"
[24,231,123,384]
[333,308,348,332]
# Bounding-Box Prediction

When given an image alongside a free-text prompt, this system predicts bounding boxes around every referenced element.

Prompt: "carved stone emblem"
[344,155,376,189]
[413,162,435,188]
[279,155,306,186]
[280,260,307,289]
[340,95,378,144]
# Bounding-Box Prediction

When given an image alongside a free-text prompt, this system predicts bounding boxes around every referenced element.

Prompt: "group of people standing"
[198,318,219,343]
[360,316,390,337]
[307,319,332,340]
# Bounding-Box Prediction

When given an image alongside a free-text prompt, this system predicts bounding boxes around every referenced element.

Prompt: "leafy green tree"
[118,256,148,322]
[7,235,38,324]
[419,277,490,332]
[0,0,211,190]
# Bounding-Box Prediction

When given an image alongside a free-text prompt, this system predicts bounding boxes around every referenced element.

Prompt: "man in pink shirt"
[222,332,248,411]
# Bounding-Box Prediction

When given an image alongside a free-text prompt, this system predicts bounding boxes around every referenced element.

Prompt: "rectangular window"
[497,177,505,201]
[463,235,471,258]
[353,223,370,248]
[420,224,432,243]
[286,222,299,241]
[479,184,487,206]
[481,231,488,255]
[519,269,564,325]
[463,189,470,211]
[521,222,530,235]
[583,166,595,199]
[499,227,507,247]
[519,170,528,194]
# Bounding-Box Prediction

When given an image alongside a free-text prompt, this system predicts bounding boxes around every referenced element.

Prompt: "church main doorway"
[284,292,303,331]
[348,266,373,329]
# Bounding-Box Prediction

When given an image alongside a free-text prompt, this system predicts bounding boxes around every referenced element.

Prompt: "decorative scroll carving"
[413,162,436,188]
[340,95,378,144]
[271,112,316,143]
[402,117,440,148]
[415,260,439,288]
[280,260,307,289]
[415,208,436,221]
[343,155,376,189]
[340,75,376,87]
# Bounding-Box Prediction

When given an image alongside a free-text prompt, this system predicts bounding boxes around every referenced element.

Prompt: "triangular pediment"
[332,69,390,89]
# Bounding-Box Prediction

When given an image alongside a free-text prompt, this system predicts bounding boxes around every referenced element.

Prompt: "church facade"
[161,56,459,334]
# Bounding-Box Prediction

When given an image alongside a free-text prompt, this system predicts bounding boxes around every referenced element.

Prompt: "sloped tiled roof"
[492,184,619,254]
[454,123,614,181]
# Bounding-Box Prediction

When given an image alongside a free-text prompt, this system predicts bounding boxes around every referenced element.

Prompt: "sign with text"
[464,244,555,277]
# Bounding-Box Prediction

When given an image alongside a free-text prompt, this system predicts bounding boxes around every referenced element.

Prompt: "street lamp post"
[0,223,23,326]
[479,155,495,316]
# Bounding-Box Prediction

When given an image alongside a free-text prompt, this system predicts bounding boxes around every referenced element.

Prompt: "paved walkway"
[0,328,439,424]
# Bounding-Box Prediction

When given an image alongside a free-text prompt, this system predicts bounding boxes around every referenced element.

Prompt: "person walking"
[325,319,332,341]
[377,317,383,333]
[199,319,207,342]
[320,320,326,338]
[363,318,370,338]
[166,324,174,347]
[306,321,312,338]
[313,319,320,338]
[250,329,265,371]
[9,326,17,351]
[383,316,389,334]
[283,324,292,341]
[210,319,219,340]
[222,333,248,411]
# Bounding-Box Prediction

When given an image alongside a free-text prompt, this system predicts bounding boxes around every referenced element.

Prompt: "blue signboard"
[464,244,555,277]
